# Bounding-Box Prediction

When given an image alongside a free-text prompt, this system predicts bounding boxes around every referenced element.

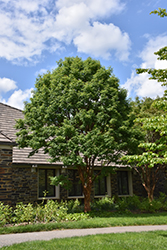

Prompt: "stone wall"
[154,168,167,197]
[0,146,38,205]
[132,171,147,198]
[132,168,167,199]
[0,146,13,205]
[1,144,167,206]
[11,166,38,205]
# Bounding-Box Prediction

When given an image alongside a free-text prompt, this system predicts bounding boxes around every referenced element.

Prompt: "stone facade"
[132,171,147,198]
[0,145,38,205]
[0,146,13,205]
[1,144,167,205]
[11,166,38,205]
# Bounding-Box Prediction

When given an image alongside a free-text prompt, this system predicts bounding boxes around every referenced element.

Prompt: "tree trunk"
[140,165,155,202]
[83,181,92,213]
[77,164,93,213]
[147,188,154,202]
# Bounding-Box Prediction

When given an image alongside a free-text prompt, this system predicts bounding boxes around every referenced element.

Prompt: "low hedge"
[1,193,167,227]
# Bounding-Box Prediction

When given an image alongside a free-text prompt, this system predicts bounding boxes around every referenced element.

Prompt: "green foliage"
[15,57,140,212]
[43,200,68,222]
[67,199,83,213]
[50,175,72,190]
[1,195,167,228]
[126,8,167,202]
[33,203,45,223]
[150,8,167,17]
[13,202,34,224]
[0,202,13,226]
[33,200,68,223]
[116,195,141,212]
[16,57,135,165]
[122,99,167,201]
[91,196,115,211]
[65,212,90,221]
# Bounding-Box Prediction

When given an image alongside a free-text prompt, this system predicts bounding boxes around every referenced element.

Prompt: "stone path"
[0,225,167,247]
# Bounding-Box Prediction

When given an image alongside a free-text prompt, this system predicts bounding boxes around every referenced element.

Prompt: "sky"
[0,0,167,110]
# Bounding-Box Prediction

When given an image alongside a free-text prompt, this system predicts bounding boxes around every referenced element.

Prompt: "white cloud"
[74,22,130,60]
[0,76,33,109]
[0,78,17,93]
[0,0,129,63]
[35,68,48,77]
[123,35,167,98]
[124,71,166,98]
[140,36,167,69]
[56,0,125,18]
[6,88,33,110]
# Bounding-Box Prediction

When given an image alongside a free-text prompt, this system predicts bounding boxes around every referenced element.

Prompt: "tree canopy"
[16,57,139,212]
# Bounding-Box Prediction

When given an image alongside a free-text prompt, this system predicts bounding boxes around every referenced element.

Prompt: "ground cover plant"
[1,194,167,227]
[0,195,167,234]
[1,230,167,250]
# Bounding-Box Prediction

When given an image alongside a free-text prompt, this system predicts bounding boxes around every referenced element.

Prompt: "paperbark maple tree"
[16,57,138,212]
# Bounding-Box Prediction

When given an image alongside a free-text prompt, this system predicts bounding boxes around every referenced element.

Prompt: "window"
[117,171,129,195]
[68,169,109,197]
[38,169,58,198]
[94,172,107,196]
[68,169,83,197]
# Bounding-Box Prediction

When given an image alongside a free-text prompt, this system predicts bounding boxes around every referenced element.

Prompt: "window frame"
[117,170,133,197]
[38,168,60,200]
[67,169,84,198]
[67,169,111,199]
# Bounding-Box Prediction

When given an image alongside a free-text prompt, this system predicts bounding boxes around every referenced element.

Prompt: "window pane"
[39,169,45,197]
[47,169,55,197]
[68,170,82,196]
[38,169,56,198]
[117,171,129,195]
[95,175,107,195]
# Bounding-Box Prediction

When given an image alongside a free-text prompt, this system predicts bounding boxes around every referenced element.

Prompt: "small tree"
[123,8,167,202]
[16,57,138,212]
[122,108,167,202]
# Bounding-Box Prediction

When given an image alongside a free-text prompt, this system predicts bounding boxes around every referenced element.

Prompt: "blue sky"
[0,0,167,109]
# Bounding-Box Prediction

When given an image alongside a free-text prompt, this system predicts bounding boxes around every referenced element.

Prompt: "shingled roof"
[0,103,23,142]
[0,102,59,165]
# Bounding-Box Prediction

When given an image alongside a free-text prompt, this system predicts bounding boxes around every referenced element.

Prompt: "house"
[0,102,166,205]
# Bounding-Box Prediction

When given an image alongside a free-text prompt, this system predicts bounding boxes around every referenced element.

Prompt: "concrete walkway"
[0,225,167,247]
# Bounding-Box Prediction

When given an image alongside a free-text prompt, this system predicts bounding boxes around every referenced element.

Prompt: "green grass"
[2,230,167,250]
[1,212,167,235]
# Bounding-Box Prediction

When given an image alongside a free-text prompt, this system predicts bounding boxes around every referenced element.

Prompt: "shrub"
[1,193,167,227]
[117,195,141,212]
[91,196,116,211]
[140,198,164,213]
[43,200,68,222]
[33,203,45,223]
[67,199,83,213]
[13,202,34,224]
[65,212,90,221]
[0,202,13,226]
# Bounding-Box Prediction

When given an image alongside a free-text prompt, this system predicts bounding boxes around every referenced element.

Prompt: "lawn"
[0,212,167,235]
[1,230,167,250]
